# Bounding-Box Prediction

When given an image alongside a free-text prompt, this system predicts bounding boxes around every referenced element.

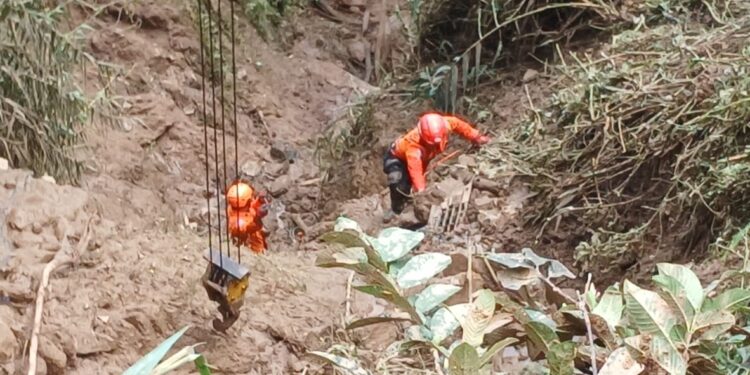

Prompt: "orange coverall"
[226,184,268,254]
[390,116,481,192]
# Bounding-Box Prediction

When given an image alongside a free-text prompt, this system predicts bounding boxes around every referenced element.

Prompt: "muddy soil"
[0,1,556,374]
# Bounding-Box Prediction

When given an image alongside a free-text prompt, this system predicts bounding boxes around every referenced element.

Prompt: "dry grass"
[0,1,114,184]
[480,11,750,275]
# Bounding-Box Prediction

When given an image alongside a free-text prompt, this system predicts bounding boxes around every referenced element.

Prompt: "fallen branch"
[27,217,93,375]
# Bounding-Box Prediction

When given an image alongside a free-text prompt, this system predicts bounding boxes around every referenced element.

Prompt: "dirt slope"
[1,0,386,373]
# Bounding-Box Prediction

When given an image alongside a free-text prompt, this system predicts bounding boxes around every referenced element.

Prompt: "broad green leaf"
[372,227,424,262]
[623,280,677,337]
[494,267,541,291]
[346,316,413,330]
[448,343,484,375]
[388,256,410,278]
[477,337,519,367]
[548,259,576,279]
[306,351,370,375]
[123,325,191,375]
[396,253,451,289]
[548,341,576,375]
[486,252,535,269]
[525,308,558,330]
[353,285,421,323]
[414,284,462,314]
[524,321,559,353]
[704,288,750,312]
[429,307,461,344]
[592,286,623,330]
[656,263,704,310]
[693,310,735,341]
[585,284,599,310]
[333,216,364,233]
[483,312,514,335]
[599,347,644,375]
[321,230,369,249]
[653,274,695,325]
[651,334,687,375]
[461,290,496,347]
[316,247,367,268]
[321,231,387,272]
[521,248,550,266]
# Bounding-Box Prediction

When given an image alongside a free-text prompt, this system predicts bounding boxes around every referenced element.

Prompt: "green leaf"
[123,325,191,375]
[321,231,387,272]
[623,280,678,337]
[486,252,535,269]
[413,284,462,314]
[525,309,558,330]
[448,343,482,375]
[461,290,496,347]
[548,341,576,375]
[307,351,370,375]
[316,247,367,268]
[346,316,413,330]
[396,253,452,289]
[693,310,735,341]
[592,286,623,331]
[194,355,212,375]
[494,267,541,291]
[372,227,424,262]
[624,281,686,374]
[548,260,576,279]
[353,284,421,323]
[704,288,750,312]
[651,334,687,375]
[477,337,519,367]
[321,230,369,248]
[656,263,704,310]
[429,307,461,344]
[333,216,365,233]
[599,347,644,375]
[653,274,695,325]
[523,321,559,353]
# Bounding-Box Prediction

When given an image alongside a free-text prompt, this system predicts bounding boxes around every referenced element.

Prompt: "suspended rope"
[197,0,213,263]
[206,0,225,268]
[230,0,241,263]
[197,0,248,332]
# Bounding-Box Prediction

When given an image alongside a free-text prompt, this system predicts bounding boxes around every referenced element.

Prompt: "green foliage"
[239,0,302,41]
[316,219,750,374]
[123,325,212,375]
[314,95,378,198]
[0,0,111,184]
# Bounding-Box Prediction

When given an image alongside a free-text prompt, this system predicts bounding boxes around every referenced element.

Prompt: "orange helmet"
[226,182,254,209]
[418,113,449,146]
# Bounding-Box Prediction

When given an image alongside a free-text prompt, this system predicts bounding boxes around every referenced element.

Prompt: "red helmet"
[227,182,254,209]
[418,113,448,146]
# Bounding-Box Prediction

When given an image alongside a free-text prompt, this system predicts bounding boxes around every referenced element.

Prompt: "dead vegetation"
[480,5,750,278]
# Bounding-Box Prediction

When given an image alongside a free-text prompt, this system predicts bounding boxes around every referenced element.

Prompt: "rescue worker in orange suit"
[383,113,491,218]
[226,179,269,254]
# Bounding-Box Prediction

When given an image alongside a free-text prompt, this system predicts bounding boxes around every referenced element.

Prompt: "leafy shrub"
[314,217,750,374]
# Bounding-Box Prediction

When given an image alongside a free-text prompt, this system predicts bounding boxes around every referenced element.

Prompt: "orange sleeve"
[405,147,426,192]
[444,116,480,141]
